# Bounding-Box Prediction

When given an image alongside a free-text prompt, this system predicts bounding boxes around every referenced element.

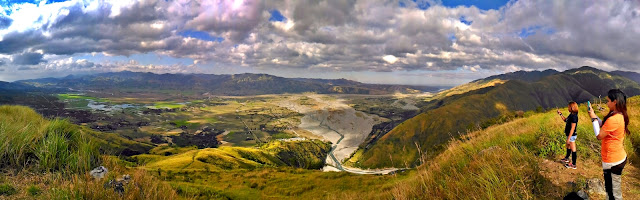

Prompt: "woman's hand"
[566,138,571,145]
[587,104,597,119]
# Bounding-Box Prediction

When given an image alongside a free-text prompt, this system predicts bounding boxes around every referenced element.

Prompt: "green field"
[56,93,108,108]
[152,102,186,109]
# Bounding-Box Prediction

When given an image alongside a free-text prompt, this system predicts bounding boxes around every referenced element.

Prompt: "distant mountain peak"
[479,69,559,82]
[564,66,605,74]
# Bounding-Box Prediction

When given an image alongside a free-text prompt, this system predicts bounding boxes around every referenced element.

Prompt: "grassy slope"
[0,105,177,199]
[136,140,331,171]
[0,105,99,173]
[355,69,640,168]
[162,167,409,200]
[390,98,640,199]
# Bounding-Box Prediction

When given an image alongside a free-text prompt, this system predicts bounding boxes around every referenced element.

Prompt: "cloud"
[0,0,639,83]
[0,14,11,29]
[18,66,38,70]
[12,52,45,65]
[383,55,399,64]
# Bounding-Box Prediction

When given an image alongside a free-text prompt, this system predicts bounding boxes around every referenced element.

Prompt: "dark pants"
[604,158,627,200]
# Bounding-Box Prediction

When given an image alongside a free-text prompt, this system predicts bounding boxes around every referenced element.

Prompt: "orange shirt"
[601,114,627,163]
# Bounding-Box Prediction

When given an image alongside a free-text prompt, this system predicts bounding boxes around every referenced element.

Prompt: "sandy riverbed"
[278,94,390,172]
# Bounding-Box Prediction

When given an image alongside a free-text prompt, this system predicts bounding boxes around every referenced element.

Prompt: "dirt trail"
[539,158,640,199]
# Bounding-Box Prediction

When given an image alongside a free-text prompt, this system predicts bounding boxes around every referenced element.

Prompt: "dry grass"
[1,156,178,200]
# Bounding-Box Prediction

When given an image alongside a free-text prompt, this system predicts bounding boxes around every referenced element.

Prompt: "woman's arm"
[597,127,609,140]
[557,109,566,121]
[597,115,620,140]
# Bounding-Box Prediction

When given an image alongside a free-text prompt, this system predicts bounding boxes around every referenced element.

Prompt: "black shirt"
[564,113,578,136]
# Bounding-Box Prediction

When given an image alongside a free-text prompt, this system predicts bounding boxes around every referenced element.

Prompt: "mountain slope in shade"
[611,70,640,84]
[351,66,640,168]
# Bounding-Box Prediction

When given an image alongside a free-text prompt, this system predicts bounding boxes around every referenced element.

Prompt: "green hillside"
[353,67,640,168]
[134,140,331,171]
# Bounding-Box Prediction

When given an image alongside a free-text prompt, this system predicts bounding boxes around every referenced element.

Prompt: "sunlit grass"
[152,102,186,109]
[0,105,99,174]
[56,93,108,108]
[137,140,330,172]
[0,106,177,199]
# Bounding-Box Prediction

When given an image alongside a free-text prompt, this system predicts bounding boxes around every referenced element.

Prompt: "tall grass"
[0,106,179,199]
[0,105,99,174]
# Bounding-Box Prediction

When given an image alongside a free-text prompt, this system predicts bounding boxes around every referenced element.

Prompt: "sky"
[0,0,639,86]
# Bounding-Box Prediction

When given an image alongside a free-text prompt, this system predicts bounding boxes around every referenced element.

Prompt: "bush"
[0,183,17,196]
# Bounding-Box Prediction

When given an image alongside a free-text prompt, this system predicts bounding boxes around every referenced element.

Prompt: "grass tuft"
[0,105,100,174]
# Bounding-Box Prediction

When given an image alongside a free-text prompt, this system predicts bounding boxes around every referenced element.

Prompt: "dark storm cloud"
[12,52,45,65]
[0,30,47,54]
[17,66,38,70]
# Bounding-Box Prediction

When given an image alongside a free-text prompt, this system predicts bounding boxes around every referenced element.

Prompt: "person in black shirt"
[557,101,579,169]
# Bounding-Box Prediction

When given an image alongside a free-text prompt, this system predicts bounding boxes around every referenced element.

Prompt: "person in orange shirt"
[588,89,629,200]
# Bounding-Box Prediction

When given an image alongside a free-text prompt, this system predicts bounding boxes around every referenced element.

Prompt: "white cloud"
[383,55,398,64]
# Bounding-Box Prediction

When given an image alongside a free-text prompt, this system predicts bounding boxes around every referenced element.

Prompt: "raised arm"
[557,109,566,122]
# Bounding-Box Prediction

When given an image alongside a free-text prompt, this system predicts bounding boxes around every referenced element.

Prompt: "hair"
[602,89,630,135]
[568,101,579,114]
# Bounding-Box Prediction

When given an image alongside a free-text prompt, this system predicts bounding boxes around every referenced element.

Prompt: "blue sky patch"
[412,0,431,10]
[519,26,538,38]
[1,0,68,6]
[518,25,555,38]
[179,30,224,42]
[447,33,456,41]
[269,10,286,22]
[442,0,511,10]
[460,16,472,25]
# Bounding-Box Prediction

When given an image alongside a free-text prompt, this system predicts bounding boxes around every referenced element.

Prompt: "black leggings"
[604,158,627,200]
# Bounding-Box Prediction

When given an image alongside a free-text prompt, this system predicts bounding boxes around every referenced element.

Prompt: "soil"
[540,158,640,199]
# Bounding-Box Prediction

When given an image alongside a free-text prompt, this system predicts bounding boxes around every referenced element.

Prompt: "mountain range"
[14,71,445,96]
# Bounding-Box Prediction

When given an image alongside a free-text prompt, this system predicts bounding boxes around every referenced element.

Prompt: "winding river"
[278,94,400,175]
